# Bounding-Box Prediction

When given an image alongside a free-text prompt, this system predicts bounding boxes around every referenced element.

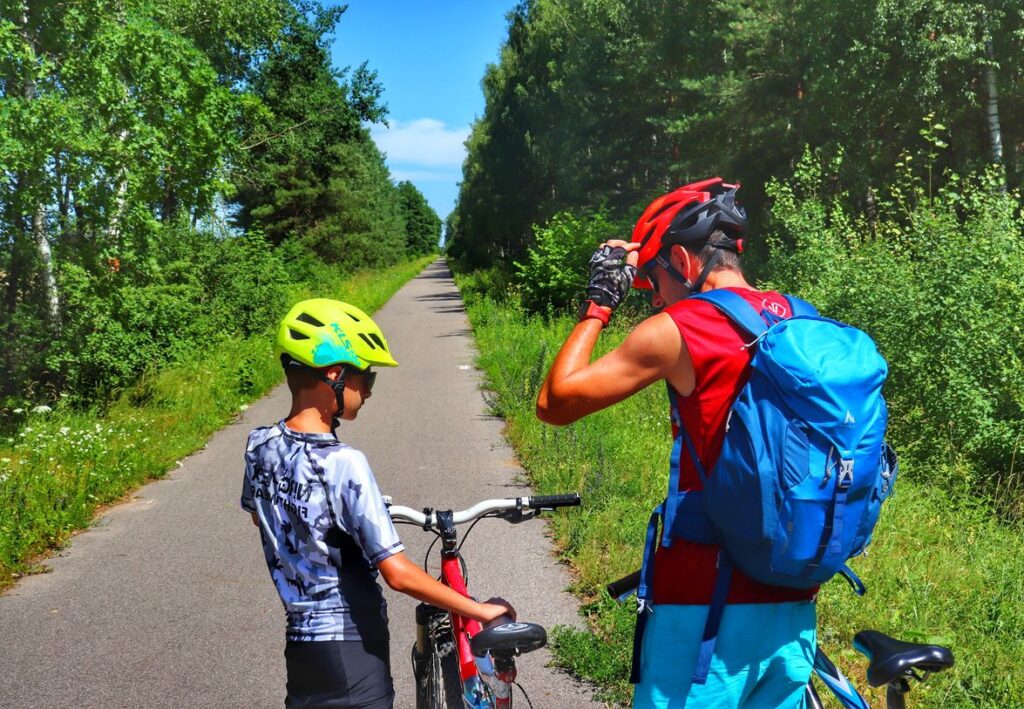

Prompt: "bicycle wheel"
[414,621,463,709]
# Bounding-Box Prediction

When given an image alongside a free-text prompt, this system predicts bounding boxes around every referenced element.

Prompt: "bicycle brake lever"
[498,508,537,524]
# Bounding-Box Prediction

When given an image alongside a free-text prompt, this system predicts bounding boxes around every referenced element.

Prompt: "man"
[536,179,816,707]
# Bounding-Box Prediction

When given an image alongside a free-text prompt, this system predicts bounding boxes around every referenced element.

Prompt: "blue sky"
[329,2,516,223]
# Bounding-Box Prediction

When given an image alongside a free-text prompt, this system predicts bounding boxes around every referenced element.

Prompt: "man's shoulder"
[666,288,790,318]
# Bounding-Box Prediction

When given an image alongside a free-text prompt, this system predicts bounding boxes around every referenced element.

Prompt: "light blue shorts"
[632,601,816,709]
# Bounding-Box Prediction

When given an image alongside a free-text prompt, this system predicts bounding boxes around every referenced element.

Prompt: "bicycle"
[607,570,954,708]
[386,492,582,709]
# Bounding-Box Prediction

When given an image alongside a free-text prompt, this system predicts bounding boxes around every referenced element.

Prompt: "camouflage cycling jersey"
[241,421,405,641]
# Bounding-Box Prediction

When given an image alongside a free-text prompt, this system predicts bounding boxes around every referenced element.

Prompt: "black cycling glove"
[585,245,637,311]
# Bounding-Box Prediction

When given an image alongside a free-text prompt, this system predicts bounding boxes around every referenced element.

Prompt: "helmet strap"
[654,252,694,290]
[319,369,346,420]
[691,249,722,293]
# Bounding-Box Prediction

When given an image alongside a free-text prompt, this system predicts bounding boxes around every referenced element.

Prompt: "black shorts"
[284,634,394,708]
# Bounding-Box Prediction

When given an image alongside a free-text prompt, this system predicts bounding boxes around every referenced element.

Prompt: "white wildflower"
[32,404,52,415]
[12,408,24,414]
[60,427,70,435]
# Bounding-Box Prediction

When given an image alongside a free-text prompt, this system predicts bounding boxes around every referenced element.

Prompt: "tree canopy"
[0,0,439,405]
[448,0,1024,268]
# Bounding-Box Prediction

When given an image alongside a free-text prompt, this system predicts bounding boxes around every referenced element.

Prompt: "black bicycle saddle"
[470,620,547,658]
[853,629,954,687]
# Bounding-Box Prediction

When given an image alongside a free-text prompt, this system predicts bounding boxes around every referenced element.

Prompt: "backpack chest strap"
[662,386,715,547]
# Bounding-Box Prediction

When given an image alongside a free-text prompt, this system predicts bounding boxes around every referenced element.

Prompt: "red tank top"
[652,287,818,605]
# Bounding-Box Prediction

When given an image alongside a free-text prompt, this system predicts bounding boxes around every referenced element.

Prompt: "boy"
[242,298,513,708]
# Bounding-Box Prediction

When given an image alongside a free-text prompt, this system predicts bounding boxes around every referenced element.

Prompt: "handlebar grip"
[528,493,581,510]
[606,569,641,600]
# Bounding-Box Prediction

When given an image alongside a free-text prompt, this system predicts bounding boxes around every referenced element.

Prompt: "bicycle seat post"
[886,677,910,709]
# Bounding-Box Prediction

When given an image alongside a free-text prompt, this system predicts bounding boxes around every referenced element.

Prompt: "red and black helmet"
[631,178,747,289]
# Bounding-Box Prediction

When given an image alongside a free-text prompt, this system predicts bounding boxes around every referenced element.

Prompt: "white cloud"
[370,119,469,167]
[389,169,461,183]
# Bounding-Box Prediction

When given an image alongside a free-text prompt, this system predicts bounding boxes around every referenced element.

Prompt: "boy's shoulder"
[245,423,281,452]
[311,440,371,472]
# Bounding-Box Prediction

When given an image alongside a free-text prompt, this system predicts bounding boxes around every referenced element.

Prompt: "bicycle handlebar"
[385,493,580,529]
[527,493,581,510]
[607,569,641,601]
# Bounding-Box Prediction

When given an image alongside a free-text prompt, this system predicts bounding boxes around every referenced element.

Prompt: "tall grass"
[0,256,433,587]
[458,280,1024,708]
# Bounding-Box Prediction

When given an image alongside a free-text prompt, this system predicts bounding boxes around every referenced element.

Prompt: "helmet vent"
[648,200,680,222]
[358,333,377,349]
[296,313,325,327]
[368,333,386,350]
[289,328,310,341]
[344,309,362,322]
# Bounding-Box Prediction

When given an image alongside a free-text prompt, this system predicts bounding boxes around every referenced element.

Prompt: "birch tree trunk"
[33,204,59,325]
[19,1,61,326]
[984,39,1004,167]
[107,134,130,248]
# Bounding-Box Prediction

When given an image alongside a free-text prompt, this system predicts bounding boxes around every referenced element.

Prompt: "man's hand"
[585,240,640,312]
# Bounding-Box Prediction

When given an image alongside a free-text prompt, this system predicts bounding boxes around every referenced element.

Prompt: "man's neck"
[700,269,751,292]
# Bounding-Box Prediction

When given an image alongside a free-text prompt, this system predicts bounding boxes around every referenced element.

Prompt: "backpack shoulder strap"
[784,294,819,317]
[690,289,768,339]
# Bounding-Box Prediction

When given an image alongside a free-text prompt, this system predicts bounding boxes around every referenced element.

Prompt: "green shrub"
[764,151,1024,510]
[42,226,291,405]
[513,211,625,315]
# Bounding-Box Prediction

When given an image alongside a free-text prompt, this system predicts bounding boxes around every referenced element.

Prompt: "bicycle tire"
[414,624,463,709]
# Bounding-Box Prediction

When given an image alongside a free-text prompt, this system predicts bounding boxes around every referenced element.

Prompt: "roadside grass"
[459,283,1024,708]
[0,256,433,588]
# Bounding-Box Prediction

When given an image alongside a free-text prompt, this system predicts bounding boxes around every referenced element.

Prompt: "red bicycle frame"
[436,511,514,708]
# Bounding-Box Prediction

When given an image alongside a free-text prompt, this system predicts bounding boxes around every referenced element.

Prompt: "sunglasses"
[345,367,376,392]
[643,263,661,293]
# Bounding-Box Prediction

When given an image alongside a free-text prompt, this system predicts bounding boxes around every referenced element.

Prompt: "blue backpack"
[632,289,898,685]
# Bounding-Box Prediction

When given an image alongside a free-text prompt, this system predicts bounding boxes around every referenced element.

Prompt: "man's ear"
[668,244,694,280]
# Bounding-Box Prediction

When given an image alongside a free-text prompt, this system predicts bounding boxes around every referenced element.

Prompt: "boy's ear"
[325,364,344,383]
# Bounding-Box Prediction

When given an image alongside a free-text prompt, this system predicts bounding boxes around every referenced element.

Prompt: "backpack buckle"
[839,459,854,489]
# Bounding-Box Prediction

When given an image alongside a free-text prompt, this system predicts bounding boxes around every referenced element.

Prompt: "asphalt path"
[0,260,602,708]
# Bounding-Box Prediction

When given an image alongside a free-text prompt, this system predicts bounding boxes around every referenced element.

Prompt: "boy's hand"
[478,597,516,623]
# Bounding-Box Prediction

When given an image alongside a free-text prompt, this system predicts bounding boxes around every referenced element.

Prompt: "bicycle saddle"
[853,629,954,687]
[470,621,547,658]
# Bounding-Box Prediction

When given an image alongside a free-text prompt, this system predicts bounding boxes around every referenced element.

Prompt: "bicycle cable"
[514,680,535,709]
[390,519,442,572]
[455,512,499,585]
[456,512,501,553]
[423,530,440,571]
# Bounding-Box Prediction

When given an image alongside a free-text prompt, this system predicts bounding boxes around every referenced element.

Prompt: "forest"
[0,0,440,409]
[450,0,1023,267]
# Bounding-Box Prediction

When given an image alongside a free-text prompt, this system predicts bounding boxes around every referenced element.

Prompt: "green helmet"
[275,299,398,370]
